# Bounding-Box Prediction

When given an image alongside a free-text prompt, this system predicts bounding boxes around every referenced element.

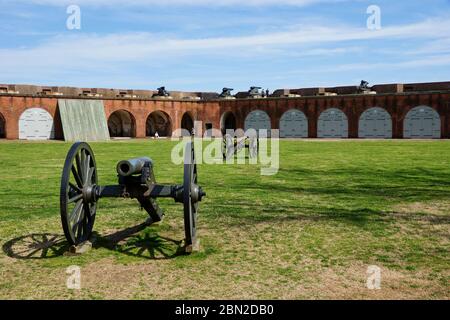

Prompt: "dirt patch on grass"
[389,201,450,242]
[1,203,449,300]
[392,200,450,217]
[0,216,449,299]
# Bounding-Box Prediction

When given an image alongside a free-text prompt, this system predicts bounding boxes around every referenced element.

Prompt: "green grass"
[0,139,449,299]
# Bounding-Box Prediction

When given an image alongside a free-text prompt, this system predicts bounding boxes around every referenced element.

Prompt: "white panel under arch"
[317,108,348,138]
[244,110,271,136]
[280,109,308,138]
[19,108,55,140]
[404,106,440,139]
[358,107,392,139]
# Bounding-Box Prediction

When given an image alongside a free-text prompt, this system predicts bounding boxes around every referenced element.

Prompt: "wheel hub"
[82,185,97,203]
[191,184,206,203]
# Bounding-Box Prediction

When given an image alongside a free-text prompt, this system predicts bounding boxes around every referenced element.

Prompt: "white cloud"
[305,54,450,73]
[2,17,448,64]
[2,17,450,87]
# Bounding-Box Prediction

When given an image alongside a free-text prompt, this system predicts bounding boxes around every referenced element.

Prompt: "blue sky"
[0,0,449,92]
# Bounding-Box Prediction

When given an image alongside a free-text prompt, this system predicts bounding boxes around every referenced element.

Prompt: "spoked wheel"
[183,141,205,249]
[60,142,98,246]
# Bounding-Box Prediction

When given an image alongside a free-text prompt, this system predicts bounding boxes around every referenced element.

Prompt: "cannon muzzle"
[116,157,153,177]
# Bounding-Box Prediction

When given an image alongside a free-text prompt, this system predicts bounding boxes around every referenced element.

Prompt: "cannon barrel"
[116,157,153,177]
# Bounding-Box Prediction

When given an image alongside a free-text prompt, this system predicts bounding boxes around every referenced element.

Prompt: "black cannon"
[153,86,170,97]
[219,88,234,98]
[248,86,263,98]
[222,134,259,160]
[358,80,372,93]
[59,141,205,252]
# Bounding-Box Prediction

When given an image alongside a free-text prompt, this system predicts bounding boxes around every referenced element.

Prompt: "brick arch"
[403,105,441,139]
[3,99,60,140]
[317,107,349,138]
[18,107,56,140]
[244,109,271,128]
[357,104,393,121]
[318,106,349,119]
[181,111,194,135]
[146,110,173,137]
[220,111,237,133]
[398,104,441,121]
[358,107,393,139]
[107,109,136,138]
[279,109,308,138]
[0,112,6,138]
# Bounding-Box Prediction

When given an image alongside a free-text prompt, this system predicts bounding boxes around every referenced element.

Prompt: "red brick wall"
[220,92,450,138]
[0,95,61,139]
[1,92,449,139]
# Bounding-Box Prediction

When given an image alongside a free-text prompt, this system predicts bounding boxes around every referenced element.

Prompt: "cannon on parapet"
[153,86,170,97]
[358,80,371,93]
[219,88,234,98]
[248,86,263,98]
[60,142,205,252]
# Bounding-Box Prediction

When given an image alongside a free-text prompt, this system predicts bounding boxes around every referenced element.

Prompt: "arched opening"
[220,111,237,134]
[317,108,348,138]
[244,110,271,137]
[146,111,172,137]
[404,106,441,139]
[19,108,55,140]
[280,109,308,138]
[181,112,194,136]
[0,113,5,138]
[358,107,392,139]
[108,110,136,138]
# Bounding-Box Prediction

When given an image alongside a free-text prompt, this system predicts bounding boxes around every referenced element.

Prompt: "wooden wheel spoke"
[86,167,94,186]
[80,150,86,183]
[70,200,84,225]
[69,182,82,194]
[75,153,83,183]
[85,155,91,182]
[68,194,83,204]
[85,204,93,220]
[73,208,85,236]
[71,165,83,188]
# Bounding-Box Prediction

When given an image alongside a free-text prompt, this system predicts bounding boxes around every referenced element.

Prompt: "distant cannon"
[358,80,371,93]
[60,141,205,252]
[219,88,234,98]
[153,86,170,97]
[222,134,259,160]
[248,86,263,98]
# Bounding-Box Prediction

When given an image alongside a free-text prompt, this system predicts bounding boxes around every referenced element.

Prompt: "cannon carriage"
[222,134,259,160]
[60,141,205,252]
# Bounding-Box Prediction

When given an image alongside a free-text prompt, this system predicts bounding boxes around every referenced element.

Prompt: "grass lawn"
[0,139,449,299]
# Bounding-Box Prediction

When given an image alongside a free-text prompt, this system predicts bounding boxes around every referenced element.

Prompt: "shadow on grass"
[270,167,450,201]
[94,222,185,260]
[2,222,185,260]
[2,233,69,260]
[209,204,450,230]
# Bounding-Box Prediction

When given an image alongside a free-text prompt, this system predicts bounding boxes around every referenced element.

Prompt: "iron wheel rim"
[60,142,98,246]
[183,141,198,247]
